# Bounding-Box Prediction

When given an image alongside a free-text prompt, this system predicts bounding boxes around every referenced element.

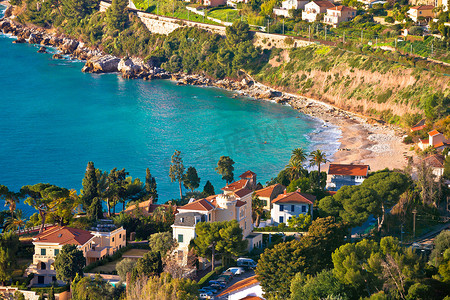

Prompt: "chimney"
[284,189,287,194]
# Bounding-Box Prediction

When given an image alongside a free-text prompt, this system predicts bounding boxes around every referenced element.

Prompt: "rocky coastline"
[1,13,412,171]
[0,15,368,127]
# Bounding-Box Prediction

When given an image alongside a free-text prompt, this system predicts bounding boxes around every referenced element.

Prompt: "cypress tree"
[203,181,215,196]
[145,168,158,202]
[88,197,103,221]
[82,162,98,210]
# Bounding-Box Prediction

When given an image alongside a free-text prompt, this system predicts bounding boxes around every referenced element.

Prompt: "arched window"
[40,262,46,270]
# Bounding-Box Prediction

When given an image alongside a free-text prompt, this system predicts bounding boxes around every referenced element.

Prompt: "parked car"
[210,283,224,290]
[199,287,218,294]
[226,267,245,276]
[237,258,257,269]
[222,271,234,277]
[209,280,226,288]
[199,291,213,299]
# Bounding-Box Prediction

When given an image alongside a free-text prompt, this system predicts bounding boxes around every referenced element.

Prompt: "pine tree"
[106,0,128,31]
[169,150,185,200]
[145,168,158,202]
[183,167,200,192]
[81,162,98,211]
[215,156,235,184]
[203,181,215,196]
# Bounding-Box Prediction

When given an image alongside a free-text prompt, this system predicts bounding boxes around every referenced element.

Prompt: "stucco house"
[204,0,227,7]
[217,275,265,300]
[326,163,370,191]
[274,0,309,17]
[407,5,435,22]
[302,0,335,22]
[418,130,449,151]
[270,190,315,225]
[422,154,446,178]
[254,183,285,211]
[26,222,126,286]
[172,171,263,266]
[323,5,356,26]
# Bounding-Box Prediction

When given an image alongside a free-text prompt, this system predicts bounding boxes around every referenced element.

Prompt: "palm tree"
[5,209,25,235]
[309,149,329,188]
[252,193,265,228]
[291,147,307,164]
[285,158,304,181]
[0,186,20,219]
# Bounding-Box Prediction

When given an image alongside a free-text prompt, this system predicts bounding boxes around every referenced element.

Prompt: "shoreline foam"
[0,8,412,172]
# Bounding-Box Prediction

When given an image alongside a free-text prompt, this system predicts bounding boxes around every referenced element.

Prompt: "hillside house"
[26,223,126,286]
[410,119,427,132]
[172,171,262,266]
[270,190,315,225]
[254,183,285,211]
[204,0,227,7]
[422,154,446,178]
[217,275,265,300]
[123,199,176,218]
[327,164,370,191]
[407,5,435,22]
[274,0,309,17]
[324,5,356,26]
[418,130,449,151]
[302,0,335,22]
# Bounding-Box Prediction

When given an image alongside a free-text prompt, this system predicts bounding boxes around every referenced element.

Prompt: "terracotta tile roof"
[429,130,441,136]
[434,142,445,148]
[272,191,315,204]
[236,200,247,207]
[33,226,94,246]
[328,164,370,176]
[411,5,434,10]
[222,179,249,191]
[419,139,429,144]
[423,154,445,168]
[329,5,355,11]
[179,198,215,211]
[255,184,285,198]
[411,119,426,132]
[124,199,152,213]
[240,297,263,300]
[239,170,256,178]
[234,187,252,198]
[327,191,337,195]
[312,0,335,8]
[217,275,260,297]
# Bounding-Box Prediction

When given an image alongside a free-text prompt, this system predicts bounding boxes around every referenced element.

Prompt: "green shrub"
[198,266,225,286]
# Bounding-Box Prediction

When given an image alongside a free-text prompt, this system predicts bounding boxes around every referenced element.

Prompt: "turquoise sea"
[0,5,340,215]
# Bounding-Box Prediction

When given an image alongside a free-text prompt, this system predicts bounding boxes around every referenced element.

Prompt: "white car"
[226,267,245,275]
[199,291,213,299]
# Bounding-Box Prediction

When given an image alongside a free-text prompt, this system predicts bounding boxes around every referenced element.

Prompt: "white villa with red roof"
[254,183,285,211]
[172,171,263,266]
[418,130,449,151]
[270,190,315,225]
[326,163,370,191]
[302,0,335,22]
[26,222,126,286]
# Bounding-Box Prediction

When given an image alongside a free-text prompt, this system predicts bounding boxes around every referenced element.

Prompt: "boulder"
[37,46,47,53]
[13,38,26,44]
[59,38,79,54]
[28,33,42,44]
[40,36,51,46]
[82,55,120,73]
[118,58,142,78]
[52,53,63,59]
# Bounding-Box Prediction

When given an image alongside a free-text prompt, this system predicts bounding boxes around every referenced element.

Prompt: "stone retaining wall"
[99,1,316,49]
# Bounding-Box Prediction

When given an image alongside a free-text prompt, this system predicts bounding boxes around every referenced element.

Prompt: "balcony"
[33,254,54,260]
[86,247,108,259]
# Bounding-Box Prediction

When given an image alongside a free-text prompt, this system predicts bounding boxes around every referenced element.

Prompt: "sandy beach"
[324,114,413,172]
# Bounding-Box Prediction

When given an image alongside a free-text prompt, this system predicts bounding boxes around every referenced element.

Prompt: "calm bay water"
[0,6,340,216]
